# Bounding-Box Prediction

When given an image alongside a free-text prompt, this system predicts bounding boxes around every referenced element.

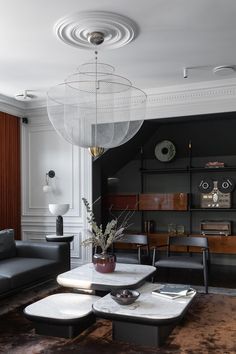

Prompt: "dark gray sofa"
[0,229,70,298]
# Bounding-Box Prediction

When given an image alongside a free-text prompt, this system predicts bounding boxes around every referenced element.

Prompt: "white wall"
[21,108,92,267]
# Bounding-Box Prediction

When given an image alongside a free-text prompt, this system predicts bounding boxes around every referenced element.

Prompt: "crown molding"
[0,93,26,117]
[145,79,236,119]
[146,79,236,103]
[1,78,236,119]
[0,93,48,118]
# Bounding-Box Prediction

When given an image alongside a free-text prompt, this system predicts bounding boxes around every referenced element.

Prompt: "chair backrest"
[115,234,148,245]
[113,234,150,264]
[168,236,208,248]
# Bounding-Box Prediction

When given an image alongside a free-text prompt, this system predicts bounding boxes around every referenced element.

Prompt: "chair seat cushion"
[154,256,204,269]
[115,253,140,264]
[0,275,11,293]
[0,257,60,289]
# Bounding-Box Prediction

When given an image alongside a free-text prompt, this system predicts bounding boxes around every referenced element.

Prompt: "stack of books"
[205,161,225,168]
[152,284,195,300]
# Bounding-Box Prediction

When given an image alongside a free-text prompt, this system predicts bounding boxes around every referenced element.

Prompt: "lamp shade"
[49,204,70,216]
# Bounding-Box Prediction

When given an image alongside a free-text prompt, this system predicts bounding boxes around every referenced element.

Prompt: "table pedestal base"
[33,316,95,339]
[113,320,175,347]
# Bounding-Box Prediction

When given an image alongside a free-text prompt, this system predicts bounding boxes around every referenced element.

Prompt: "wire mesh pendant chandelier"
[47,31,147,157]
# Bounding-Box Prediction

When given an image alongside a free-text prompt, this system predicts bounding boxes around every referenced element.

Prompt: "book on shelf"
[152,285,195,300]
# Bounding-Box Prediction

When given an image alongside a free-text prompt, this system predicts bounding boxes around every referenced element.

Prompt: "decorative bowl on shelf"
[110,289,140,305]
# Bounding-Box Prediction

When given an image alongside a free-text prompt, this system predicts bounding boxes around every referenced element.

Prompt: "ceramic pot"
[93,253,116,273]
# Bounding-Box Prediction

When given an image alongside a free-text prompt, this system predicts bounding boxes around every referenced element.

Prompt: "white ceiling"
[1,0,236,103]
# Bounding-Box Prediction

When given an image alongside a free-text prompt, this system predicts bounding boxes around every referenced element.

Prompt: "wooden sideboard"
[147,233,236,254]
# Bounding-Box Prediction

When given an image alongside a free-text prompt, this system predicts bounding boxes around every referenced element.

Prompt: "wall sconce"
[43,170,55,193]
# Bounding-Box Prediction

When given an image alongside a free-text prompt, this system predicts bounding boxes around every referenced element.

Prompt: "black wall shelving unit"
[139,140,236,235]
[95,112,236,255]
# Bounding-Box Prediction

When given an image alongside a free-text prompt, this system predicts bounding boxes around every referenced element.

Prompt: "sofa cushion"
[0,257,60,289]
[0,275,11,293]
[0,229,16,260]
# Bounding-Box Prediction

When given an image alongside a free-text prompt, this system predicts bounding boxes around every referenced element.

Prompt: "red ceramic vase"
[93,253,116,273]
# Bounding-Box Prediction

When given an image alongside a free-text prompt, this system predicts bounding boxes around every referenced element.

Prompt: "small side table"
[24,293,100,338]
[46,234,74,269]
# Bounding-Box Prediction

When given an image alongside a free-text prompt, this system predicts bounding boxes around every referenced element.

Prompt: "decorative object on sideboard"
[139,193,188,211]
[47,12,147,157]
[167,224,184,236]
[43,170,55,193]
[154,140,176,162]
[198,178,214,194]
[144,220,155,233]
[198,178,234,208]
[104,194,138,211]
[168,223,176,236]
[176,224,185,235]
[200,221,231,236]
[49,204,70,236]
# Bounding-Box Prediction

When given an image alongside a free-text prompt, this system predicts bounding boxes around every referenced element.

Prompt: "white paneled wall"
[21,109,92,267]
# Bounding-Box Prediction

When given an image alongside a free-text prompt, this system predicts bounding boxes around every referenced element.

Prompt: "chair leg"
[203,267,208,294]
[151,269,157,283]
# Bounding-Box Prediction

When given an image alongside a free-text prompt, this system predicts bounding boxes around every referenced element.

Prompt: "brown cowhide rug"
[0,286,236,354]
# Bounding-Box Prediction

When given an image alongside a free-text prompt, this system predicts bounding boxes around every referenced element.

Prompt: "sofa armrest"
[15,241,69,264]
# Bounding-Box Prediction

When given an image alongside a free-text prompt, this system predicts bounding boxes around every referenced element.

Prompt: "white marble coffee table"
[57,263,156,291]
[93,282,196,347]
[24,293,100,338]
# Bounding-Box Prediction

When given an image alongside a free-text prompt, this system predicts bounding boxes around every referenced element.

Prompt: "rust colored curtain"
[0,112,21,239]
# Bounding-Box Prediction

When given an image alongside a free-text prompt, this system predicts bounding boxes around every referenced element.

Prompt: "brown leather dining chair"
[152,236,210,293]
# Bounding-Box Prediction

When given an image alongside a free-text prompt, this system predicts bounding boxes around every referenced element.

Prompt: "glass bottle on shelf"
[168,224,176,236]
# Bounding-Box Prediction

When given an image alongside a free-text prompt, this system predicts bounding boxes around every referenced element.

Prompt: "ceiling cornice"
[0,93,26,117]
[145,79,236,119]
[1,79,236,120]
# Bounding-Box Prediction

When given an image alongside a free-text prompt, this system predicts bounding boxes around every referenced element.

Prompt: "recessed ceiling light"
[213,66,236,76]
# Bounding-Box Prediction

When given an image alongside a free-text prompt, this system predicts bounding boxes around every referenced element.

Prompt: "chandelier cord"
[95,50,98,148]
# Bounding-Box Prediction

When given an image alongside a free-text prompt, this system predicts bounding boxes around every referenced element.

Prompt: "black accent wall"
[93,112,236,236]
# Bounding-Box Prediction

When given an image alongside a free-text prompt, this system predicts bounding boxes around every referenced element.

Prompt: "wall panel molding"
[21,122,81,217]
[21,110,92,265]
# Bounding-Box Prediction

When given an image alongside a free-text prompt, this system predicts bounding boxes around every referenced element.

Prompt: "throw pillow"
[0,229,16,260]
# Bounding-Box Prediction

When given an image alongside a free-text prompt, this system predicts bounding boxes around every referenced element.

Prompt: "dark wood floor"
[153,264,236,288]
